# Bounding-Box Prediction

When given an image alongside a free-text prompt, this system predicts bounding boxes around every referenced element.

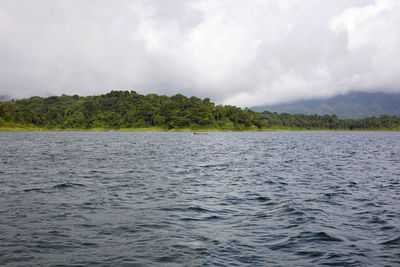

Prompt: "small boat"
[193,132,208,135]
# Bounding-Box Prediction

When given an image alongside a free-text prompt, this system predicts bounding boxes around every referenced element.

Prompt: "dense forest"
[0,91,399,131]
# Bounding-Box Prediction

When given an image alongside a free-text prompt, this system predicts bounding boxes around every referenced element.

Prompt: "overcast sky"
[1,0,399,107]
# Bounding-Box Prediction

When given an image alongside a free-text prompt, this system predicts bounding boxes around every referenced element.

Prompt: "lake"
[0,132,399,266]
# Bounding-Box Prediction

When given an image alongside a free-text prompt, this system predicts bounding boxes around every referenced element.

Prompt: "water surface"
[0,132,399,266]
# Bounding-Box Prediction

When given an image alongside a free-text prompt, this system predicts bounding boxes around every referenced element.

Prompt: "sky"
[0,0,399,107]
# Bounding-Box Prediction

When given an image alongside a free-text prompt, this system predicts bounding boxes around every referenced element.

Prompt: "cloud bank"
[0,0,399,106]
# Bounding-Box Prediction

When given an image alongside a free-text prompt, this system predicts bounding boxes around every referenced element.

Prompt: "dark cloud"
[0,0,398,106]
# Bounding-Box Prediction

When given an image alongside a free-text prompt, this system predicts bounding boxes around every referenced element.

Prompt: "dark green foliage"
[0,91,262,130]
[258,111,400,130]
[0,91,399,130]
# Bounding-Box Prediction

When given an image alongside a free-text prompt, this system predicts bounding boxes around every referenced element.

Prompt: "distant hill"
[251,92,400,119]
[0,95,10,101]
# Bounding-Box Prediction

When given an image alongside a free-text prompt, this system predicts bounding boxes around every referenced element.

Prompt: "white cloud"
[0,0,399,106]
[328,0,400,95]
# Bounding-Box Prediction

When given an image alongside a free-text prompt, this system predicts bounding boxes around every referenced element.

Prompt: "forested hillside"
[0,91,399,131]
[258,111,400,130]
[0,91,261,130]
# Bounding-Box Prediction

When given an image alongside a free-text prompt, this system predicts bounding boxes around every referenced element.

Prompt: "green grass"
[0,122,44,132]
[1,124,399,132]
[0,127,45,132]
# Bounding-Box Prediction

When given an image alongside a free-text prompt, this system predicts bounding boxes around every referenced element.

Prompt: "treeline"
[0,91,261,130]
[0,90,399,130]
[258,111,400,130]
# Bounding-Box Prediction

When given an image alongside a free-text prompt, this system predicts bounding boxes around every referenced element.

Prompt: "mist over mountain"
[251,92,400,119]
[0,95,10,102]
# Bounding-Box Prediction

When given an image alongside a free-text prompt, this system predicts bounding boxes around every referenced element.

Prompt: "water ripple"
[0,132,399,266]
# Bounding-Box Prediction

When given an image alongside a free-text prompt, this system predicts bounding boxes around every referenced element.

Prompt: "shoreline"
[1,126,399,132]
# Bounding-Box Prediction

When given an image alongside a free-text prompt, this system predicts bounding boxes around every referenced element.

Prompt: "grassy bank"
[1,125,399,132]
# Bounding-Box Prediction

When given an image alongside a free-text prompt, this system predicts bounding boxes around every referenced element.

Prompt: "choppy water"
[0,132,399,266]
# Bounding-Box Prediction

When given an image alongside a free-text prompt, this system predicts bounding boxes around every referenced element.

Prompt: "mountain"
[0,95,10,101]
[251,92,400,119]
